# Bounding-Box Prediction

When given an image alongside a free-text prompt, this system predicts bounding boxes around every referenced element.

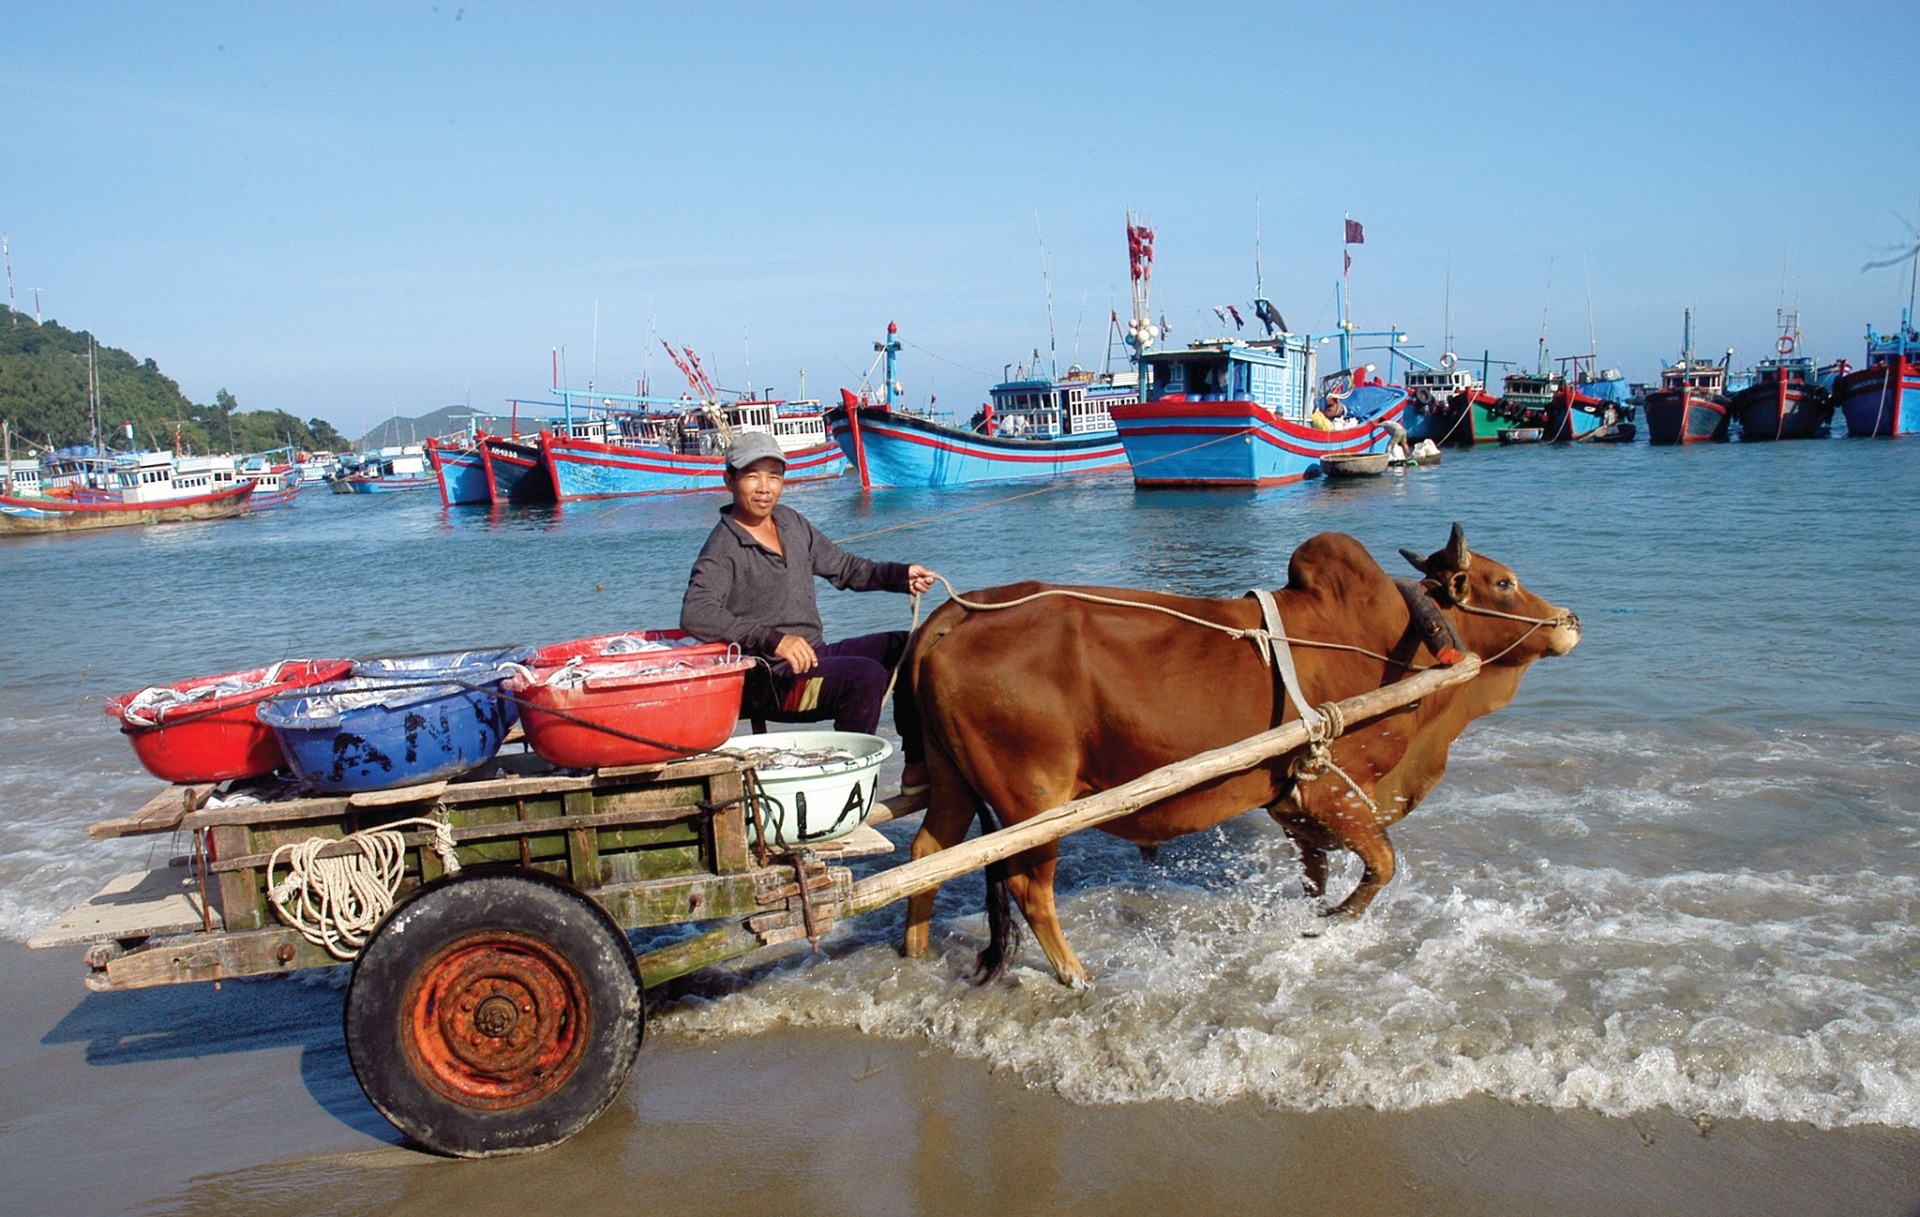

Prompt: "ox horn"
[1442,522,1472,571]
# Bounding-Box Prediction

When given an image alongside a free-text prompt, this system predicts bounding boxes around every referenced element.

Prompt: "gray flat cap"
[724,431,786,471]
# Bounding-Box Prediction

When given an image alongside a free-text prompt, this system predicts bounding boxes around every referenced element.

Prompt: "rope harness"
[896,571,1570,817]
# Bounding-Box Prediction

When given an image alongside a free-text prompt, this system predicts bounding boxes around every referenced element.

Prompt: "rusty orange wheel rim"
[401,932,591,1111]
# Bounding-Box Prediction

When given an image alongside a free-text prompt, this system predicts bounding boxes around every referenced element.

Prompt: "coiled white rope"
[267,817,461,960]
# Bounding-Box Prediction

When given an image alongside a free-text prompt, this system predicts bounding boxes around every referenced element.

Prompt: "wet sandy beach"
[7,939,1919,1217]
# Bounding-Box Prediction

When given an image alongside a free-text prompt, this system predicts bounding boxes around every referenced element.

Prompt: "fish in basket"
[526,628,733,669]
[259,649,530,792]
[506,651,756,768]
[104,659,353,783]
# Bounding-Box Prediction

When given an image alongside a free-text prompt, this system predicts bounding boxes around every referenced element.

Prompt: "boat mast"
[1583,255,1597,370]
[1124,211,1157,360]
[1035,212,1058,381]
[874,321,901,408]
[1340,213,1353,372]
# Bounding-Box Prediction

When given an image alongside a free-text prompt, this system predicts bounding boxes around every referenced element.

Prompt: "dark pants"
[745,630,923,763]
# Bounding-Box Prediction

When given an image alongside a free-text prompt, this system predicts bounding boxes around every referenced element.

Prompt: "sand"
[4,941,1919,1217]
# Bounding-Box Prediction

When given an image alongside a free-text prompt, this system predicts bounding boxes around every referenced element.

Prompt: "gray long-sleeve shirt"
[680,503,909,657]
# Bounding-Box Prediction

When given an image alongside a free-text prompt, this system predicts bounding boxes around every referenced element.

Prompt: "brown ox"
[900,524,1579,986]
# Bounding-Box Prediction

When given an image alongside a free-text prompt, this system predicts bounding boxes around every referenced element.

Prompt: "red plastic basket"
[105,659,353,784]
[507,655,754,769]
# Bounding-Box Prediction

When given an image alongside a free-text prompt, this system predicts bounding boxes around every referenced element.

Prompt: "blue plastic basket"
[260,648,531,792]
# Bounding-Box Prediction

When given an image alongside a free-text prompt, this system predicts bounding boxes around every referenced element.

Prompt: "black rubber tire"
[344,869,644,1157]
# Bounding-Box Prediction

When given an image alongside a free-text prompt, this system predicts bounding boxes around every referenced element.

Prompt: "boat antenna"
[1538,255,1554,373]
[1254,192,1264,299]
[589,299,599,392]
[1035,210,1057,380]
[743,325,752,397]
[1442,250,1453,357]
[1582,254,1597,362]
[1072,292,1086,369]
[643,304,656,399]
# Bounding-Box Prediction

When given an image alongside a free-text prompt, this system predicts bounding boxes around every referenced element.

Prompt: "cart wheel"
[344,870,644,1157]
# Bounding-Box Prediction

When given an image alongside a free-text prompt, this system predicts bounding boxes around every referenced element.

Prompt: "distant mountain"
[358,407,518,449]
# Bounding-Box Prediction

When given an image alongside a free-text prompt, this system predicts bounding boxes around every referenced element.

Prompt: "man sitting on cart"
[681,431,936,796]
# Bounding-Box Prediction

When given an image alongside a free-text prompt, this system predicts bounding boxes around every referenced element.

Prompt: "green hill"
[0,313,347,455]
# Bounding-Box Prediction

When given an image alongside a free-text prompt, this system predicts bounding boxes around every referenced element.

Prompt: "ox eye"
[1496,578,1515,591]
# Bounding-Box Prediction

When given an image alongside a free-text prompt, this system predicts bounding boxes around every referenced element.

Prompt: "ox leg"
[1322,823,1396,921]
[902,753,977,960]
[1265,804,1333,899]
[1004,845,1090,987]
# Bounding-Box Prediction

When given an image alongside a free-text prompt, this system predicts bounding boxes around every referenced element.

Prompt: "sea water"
[3,439,1916,1130]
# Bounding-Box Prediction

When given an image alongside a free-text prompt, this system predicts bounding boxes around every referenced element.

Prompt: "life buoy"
[1439,351,1458,369]
[1777,335,1795,356]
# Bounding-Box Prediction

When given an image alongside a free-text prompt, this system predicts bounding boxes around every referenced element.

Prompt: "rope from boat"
[266,816,461,960]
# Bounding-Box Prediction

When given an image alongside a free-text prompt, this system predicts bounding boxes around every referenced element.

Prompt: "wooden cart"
[31,659,1478,1158]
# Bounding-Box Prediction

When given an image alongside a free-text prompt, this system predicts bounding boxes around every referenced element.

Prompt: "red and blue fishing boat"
[826,323,1133,488]
[1643,310,1732,445]
[1542,356,1635,442]
[1831,308,1920,438]
[1730,312,1838,441]
[535,343,845,501]
[0,479,253,534]
[539,397,843,500]
[480,433,554,504]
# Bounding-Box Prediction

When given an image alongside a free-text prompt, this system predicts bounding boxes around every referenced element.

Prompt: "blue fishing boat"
[1831,310,1920,438]
[424,434,491,506]
[826,323,1134,488]
[1111,336,1402,486]
[332,446,435,493]
[1106,216,1403,486]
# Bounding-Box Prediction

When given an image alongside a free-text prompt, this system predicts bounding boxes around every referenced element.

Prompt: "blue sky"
[3,2,1916,435]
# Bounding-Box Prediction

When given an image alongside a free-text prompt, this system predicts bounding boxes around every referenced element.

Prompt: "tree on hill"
[0,313,348,454]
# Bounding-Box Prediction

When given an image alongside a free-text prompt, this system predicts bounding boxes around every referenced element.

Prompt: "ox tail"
[972,800,1021,984]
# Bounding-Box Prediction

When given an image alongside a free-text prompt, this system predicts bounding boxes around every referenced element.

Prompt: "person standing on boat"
[681,431,935,794]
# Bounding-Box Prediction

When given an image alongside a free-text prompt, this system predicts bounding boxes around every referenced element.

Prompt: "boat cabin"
[113,451,241,504]
[1139,337,1317,421]
[1405,365,1478,403]
[5,458,43,498]
[1658,360,1728,395]
[1863,317,1919,369]
[986,367,1136,438]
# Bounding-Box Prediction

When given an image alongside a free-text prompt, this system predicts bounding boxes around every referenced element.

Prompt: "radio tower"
[3,233,15,324]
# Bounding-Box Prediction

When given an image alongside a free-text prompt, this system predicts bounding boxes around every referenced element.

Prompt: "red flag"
[1344,218,1365,244]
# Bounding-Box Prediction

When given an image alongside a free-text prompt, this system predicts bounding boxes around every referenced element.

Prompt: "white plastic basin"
[718,730,892,846]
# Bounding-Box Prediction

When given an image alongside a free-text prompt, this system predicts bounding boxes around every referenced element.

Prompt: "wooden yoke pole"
[845,655,1480,917]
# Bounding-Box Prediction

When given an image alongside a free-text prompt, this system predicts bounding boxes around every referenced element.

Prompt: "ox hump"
[1284,533,1392,600]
